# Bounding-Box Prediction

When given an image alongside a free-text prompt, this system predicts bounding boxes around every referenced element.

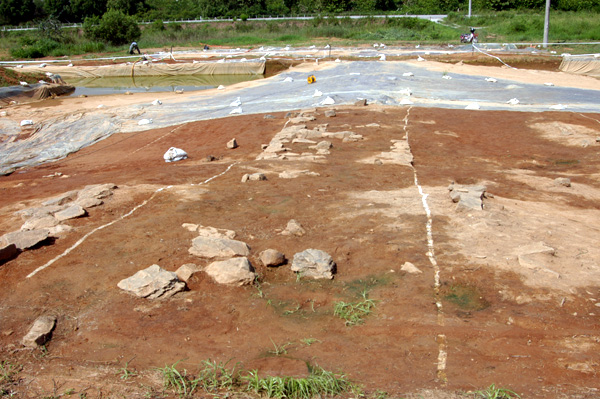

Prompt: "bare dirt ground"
[1,56,600,399]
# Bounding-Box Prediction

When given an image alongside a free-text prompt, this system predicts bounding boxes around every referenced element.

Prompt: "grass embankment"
[1,10,598,62]
[0,66,47,86]
[446,11,600,53]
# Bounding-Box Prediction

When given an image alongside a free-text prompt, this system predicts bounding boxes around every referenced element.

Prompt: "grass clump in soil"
[158,359,353,399]
[333,288,377,326]
[443,283,490,312]
[474,383,520,399]
[0,360,22,396]
[244,364,353,399]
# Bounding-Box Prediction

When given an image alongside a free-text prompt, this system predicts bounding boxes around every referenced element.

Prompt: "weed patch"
[475,383,520,399]
[443,283,490,312]
[333,289,377,326]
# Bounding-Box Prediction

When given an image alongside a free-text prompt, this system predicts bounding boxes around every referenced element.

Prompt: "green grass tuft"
[333,289,377,326]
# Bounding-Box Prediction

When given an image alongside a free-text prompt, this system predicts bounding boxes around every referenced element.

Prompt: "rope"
[472,44,517,69]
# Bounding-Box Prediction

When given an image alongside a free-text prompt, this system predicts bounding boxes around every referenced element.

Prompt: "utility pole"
[543,0,551,48]
[468,0,472,18]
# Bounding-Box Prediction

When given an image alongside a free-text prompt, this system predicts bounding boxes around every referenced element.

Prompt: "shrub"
[84,9,141,45]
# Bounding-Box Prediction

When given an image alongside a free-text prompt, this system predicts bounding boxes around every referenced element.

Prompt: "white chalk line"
[402,106,447,384]
[131,124,184,155]
[26,162,238,279]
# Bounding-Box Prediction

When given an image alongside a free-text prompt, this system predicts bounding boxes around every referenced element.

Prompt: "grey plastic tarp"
[2,60,599,175]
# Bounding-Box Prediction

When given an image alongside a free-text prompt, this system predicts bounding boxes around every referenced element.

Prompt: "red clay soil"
[1,106,599,398]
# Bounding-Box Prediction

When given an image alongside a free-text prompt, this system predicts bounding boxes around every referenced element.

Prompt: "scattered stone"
[555,177,571,187]
[289,116,316,124]
[291,249,336,279]
[259,249,286,267]
[242,173,267,183]
[448,183,486,211]
[75,197,104,209]
[18,205,64,220]
[182,223,199,232]
[77,184,116,200]
[22,315,56,348]
[279,170,320,179]
[54,205,87,222]
[1,229,50,250]
[206,155,217,162]
[117,264,185,299]
[281,219,306,236]
[175,263,203,283]
[47,224,73,236]
[227,138,238,149]
[401,262,422,274]
[513,242,560,278]
[196,225,236,239]
[324,110,336,117]
[374,159,383,165]
[0,243,18,263]
[189,237,250,259]
[42,191,78,206]
[314,141,333,150]
[264,114,275,119]
[205,257,255,285]
[292,138,317,144]
[354,99,367,106]
[21,216,59,231]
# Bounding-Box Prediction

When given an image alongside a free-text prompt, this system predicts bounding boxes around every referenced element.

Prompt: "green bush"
[83,9,141,45]
[10,38,60,59]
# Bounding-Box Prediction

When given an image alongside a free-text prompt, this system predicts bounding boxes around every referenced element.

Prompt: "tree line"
[1,0,598,25]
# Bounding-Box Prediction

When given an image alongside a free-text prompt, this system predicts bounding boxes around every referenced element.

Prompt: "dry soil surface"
[1,59,600,399]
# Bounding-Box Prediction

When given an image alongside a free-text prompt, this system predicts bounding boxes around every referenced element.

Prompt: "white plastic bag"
[163,147,188,163]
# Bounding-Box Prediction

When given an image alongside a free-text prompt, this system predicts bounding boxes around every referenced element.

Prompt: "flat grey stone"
[54,205,87,222]
[75,197,104,209]
[42,190,78,206]
[205,257,255,285]
[18,205,64,220]
[77,183,116,201]
[21,215,59,231]
[555,177,571,187]
[1,229,50,250]
[188,236,251,259]
[291,249,336,279]
[22,315,56,348]
[175,263,203,283]
[281,219,306,236]
[259,249,286,267]
[400,262,423,274]
[118,264,185,299]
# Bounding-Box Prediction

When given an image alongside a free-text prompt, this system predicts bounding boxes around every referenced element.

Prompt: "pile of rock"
[256,111,363,163]
[0,183,117,263]
[448,183,487,211]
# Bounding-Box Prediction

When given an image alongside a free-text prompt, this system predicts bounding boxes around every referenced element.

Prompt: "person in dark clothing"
[129,42,141,55]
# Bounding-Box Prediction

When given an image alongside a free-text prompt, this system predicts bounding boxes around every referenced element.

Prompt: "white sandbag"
[20,120,34,126]
[163,147,188,163]
[138,118,153,125]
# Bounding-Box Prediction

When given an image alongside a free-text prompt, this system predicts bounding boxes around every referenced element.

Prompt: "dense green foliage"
[2,9,599,59]
[83,9,141,45]
[1,0,599,25]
